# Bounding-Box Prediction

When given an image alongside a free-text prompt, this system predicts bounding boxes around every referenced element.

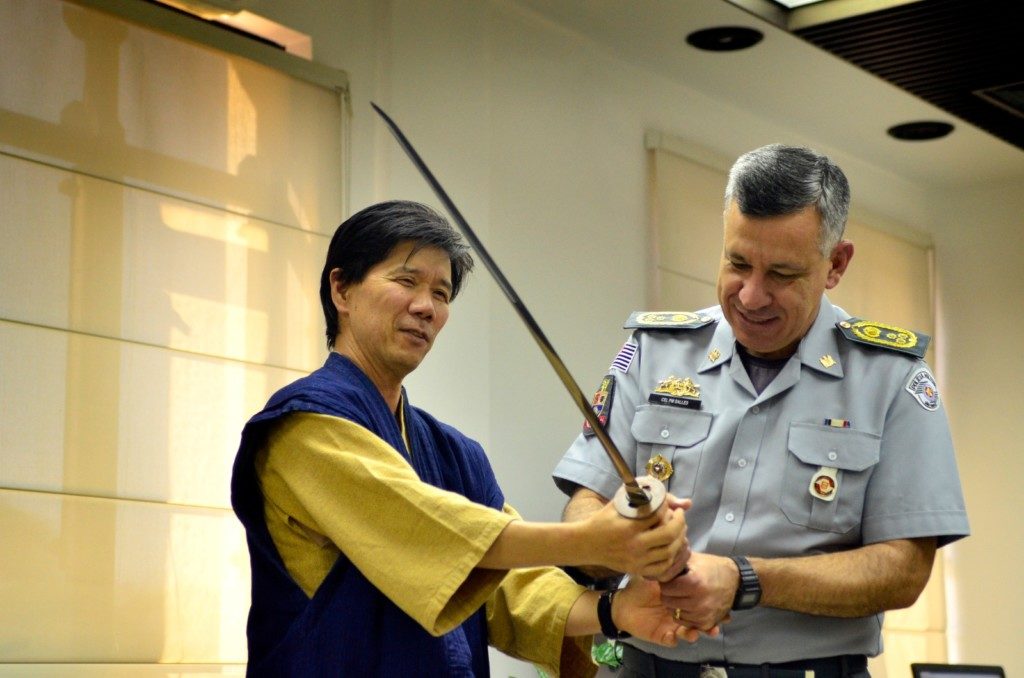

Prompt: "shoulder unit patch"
[624,311,716,330]
[836,318,930,358]
[905,367,940,411]
[582,374,616,437]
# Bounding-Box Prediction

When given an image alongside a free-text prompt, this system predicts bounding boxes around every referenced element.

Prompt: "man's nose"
[737,275,771,310]
[409,288,436,318]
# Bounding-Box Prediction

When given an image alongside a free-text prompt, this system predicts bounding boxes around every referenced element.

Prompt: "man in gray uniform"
[554,144,969,677]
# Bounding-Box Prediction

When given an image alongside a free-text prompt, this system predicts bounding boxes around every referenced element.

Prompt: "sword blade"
[371,102,649,508]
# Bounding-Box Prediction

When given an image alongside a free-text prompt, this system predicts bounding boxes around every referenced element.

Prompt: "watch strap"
[597,589,632,639]
[730,555,762,610]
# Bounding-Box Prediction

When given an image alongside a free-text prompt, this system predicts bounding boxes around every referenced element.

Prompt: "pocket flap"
[631,405,713,447]
[788,423,880,471]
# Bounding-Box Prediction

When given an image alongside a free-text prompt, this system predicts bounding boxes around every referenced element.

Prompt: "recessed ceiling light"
[686,27,764,52]
[887,121,955,141]
[770,0,831,7]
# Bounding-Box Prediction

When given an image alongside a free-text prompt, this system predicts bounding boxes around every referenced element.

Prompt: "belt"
[621,645,869,678]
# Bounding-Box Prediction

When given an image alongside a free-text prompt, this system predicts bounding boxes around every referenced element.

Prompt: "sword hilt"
[612,475,665,518]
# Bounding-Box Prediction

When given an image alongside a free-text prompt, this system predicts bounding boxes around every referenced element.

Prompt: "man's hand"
[580,493,690,578]
[657,551,736,632]
[654,500,693,582]
[614,577,719,646]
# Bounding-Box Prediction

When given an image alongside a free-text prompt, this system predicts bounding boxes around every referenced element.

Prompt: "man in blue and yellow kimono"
[232,200,698,677]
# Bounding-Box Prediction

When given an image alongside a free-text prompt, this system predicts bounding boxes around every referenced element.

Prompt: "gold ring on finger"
[673,608,683,621]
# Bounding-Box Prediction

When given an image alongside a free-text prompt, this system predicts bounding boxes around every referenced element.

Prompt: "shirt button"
[828,451,838,461]
[737,459,747,468]
[660,429,670,439]
[725,512,735,522]
[751,405,760,414]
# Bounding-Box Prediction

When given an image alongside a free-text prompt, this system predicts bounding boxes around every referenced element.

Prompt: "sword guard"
[612,475,666,519]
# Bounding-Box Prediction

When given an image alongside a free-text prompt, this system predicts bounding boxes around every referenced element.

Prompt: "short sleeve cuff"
[862,509,970,548]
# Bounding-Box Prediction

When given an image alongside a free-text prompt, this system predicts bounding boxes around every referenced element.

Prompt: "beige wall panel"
[0,154,326,371]
[0,666,244,677]
[0,489,248,662]
[656,268,718,312]
[885,553,946,632]
[119,184,326,370]
[651,149,726,287]
[0,155,75,330]
[0,0,342,233]
[0,324,69,484]
[0,321,309,508]
[870,630,948,678]
[827,219,934,335]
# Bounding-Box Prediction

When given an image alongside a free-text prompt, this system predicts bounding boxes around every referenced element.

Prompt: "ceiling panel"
[791,0,1024,151]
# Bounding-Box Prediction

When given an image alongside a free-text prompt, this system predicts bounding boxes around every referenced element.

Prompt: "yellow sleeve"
[486,507,597,678]
[256,411,515,635]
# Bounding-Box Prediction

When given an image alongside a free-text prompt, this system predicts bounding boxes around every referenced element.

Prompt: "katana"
[372,102,664,517]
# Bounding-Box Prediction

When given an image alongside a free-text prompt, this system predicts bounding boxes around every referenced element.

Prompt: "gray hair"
[724,144,850,255]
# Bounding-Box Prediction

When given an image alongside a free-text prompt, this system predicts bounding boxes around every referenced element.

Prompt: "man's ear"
[825,240,854,290]
[329,268,350,312]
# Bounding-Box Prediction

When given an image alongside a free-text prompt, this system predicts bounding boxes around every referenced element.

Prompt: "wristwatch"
[730,555,762,610]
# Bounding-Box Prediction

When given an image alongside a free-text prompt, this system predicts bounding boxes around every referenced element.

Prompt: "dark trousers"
[619,645,870,678]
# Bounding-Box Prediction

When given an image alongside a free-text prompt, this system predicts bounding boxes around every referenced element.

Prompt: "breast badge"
[809,466,839,501]
[646,454,674,482]
[648,376,702,410]
[582,375,616,437]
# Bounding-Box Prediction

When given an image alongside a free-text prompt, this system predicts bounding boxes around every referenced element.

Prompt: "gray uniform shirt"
[553,297,969,663]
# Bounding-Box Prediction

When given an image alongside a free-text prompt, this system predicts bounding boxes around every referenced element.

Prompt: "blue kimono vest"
[231,353,505,676]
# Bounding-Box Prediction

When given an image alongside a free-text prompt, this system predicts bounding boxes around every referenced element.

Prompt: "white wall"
[184,0,1023,674]
[928,180,1024,668]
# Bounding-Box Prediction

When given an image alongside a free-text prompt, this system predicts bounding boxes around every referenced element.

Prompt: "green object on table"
[592,639,624,669]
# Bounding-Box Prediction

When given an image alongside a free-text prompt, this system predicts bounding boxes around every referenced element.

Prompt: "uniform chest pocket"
[780,423,881,534]
[631,405,713,498]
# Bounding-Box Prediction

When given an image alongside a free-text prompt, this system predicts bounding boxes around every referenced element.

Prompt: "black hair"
[319,200,474,348]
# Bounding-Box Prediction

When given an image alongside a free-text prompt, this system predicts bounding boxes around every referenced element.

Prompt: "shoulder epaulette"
[624,311,716,330]
[836,318,930,358]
